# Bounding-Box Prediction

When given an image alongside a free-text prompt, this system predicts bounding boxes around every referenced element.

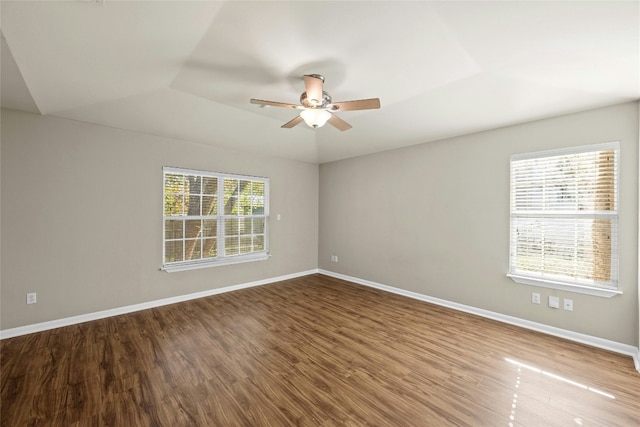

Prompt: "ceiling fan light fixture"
[300,109,331,128]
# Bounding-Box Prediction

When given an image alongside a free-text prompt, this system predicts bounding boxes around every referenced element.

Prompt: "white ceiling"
[1,1,638,164]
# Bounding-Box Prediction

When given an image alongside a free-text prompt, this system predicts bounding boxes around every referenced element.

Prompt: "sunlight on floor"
[504,357,615,426]
[505,358,615,399]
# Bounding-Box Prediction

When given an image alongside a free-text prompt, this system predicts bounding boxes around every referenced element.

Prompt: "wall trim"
[0,269,317,340]
[319,269,640,372]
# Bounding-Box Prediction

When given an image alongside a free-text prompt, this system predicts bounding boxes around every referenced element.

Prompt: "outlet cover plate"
[563,299,573,311]
[548,295,560,309]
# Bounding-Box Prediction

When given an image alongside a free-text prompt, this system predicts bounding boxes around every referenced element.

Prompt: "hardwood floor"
[2,274,639,426]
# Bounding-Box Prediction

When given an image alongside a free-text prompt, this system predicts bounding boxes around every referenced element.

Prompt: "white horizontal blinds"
[163,167,268,268]
[510,143,619,288]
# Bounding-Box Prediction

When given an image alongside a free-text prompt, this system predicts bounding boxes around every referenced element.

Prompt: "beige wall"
[1,109,319,330]
[3,103,638,347]
[319,102,639,346]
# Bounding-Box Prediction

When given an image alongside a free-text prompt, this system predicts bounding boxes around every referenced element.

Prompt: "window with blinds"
[508,142,619,292]
[163,167,269,272]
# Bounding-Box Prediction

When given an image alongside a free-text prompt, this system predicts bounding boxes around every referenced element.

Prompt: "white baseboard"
[319,269,640,373]
[0,269,317,340]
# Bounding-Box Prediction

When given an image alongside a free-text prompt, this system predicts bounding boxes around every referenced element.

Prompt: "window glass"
[163,168,269,271]
[509,142,619,290]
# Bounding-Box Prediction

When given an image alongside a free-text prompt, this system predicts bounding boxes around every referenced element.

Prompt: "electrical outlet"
[330,255,338,263]
[564,299,573,311]
[26,293,37,304]
[532,292,541,304]
[548,296,560,309]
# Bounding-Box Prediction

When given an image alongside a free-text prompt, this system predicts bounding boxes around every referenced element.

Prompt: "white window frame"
[162,167,269,273]
[507,142,621,298]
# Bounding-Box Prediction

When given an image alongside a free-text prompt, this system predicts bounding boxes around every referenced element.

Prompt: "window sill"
[507,274,622,298]
[162,252,269,273]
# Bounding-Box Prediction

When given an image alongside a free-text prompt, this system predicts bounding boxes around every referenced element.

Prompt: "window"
[163,167,269,272]
[508,142,620,297]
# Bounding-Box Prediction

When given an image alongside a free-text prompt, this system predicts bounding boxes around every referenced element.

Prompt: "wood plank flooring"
[2,274,639,426]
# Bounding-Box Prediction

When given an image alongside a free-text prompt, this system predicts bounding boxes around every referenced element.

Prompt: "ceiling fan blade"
[327,113,352,131]
[303,74,324,106]
[329,98,381,111]
[250,99,301,109]
[281,115,304,129]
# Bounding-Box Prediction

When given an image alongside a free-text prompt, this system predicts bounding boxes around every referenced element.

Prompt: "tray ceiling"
[2,1,638,163]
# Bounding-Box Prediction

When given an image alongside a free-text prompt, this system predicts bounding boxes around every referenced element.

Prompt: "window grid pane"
[512,217,616,282]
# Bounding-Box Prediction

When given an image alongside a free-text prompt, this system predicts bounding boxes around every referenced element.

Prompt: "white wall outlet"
[531,292,541,304]
[26,292,37,304]
[548,295,560,309]
[330,255,338,263]
[563,299,573,311]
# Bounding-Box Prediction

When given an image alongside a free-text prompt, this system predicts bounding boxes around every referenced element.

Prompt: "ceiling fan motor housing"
[300,91,332,109]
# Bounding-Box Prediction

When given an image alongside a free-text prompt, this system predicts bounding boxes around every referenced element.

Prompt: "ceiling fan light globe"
[300,109,331,128]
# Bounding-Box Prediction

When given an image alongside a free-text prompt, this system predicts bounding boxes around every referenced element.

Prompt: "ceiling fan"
[250,74,380,131]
